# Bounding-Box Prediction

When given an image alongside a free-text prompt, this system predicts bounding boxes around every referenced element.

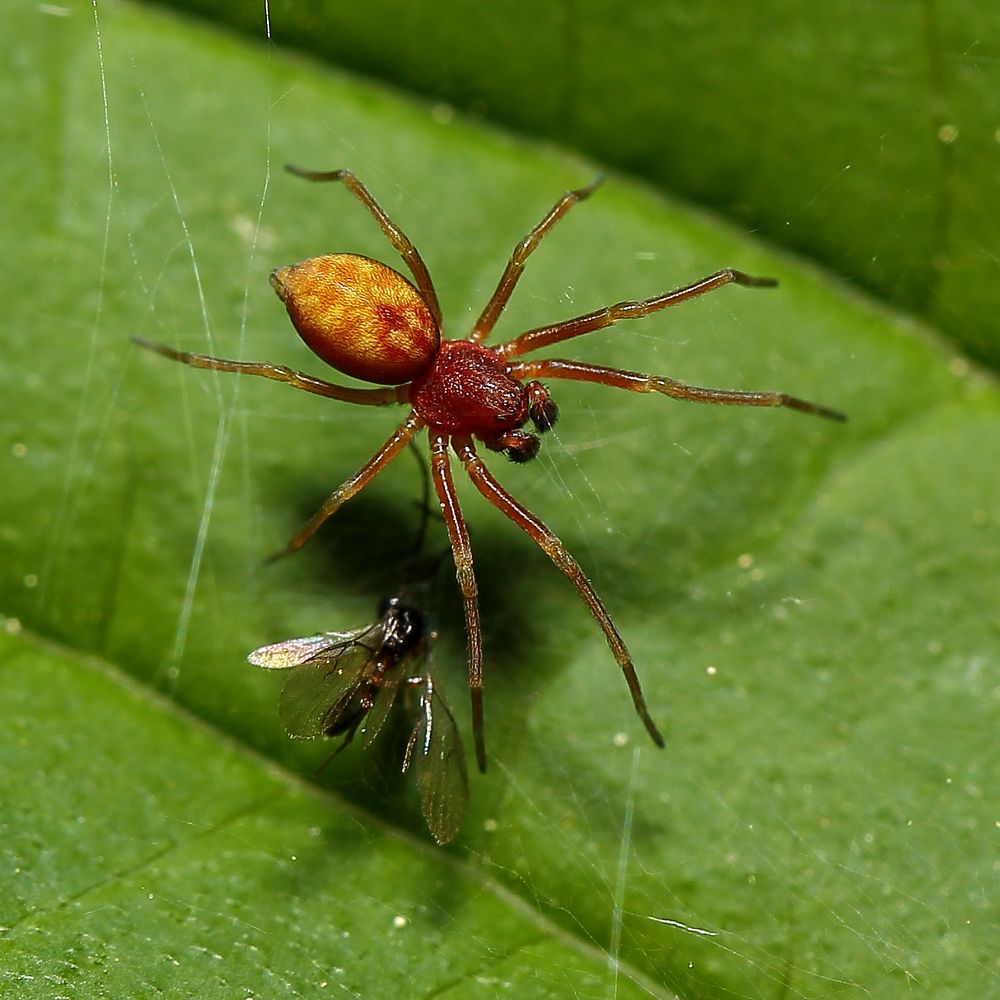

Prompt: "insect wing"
[247,627,368,670]
[403,675,469,845]
[273,625,383,739]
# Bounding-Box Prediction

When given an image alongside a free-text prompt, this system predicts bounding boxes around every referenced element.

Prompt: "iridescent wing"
[403,674,469,845]
[249,624,384,740]
[247,626,371,670]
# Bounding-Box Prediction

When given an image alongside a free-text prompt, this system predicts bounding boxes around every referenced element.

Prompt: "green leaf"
[2,3,997,996]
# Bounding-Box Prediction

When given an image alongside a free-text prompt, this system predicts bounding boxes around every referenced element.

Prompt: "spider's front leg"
[509,359,847,422]
[451,434,665,751]
[429,432,488,772]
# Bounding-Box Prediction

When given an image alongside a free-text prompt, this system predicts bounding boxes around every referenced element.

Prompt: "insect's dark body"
[376,595,425,654]
[324,596,425,741]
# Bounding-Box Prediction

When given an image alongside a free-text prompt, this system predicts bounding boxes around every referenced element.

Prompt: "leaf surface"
[1,4,997,997]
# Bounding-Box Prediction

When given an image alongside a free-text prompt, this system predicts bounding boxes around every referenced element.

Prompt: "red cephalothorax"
[137,165,845,774]
[410,339,527,436]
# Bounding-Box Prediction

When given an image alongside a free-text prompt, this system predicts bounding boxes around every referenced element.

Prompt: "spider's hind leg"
[284,166,442,326]
[132,337,407,407]
[269,411,425,562]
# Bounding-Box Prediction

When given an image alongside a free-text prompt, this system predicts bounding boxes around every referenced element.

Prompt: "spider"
[136,166,845,773]
[249,592,468,845]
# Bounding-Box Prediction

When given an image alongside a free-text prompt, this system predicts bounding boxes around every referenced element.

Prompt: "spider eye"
[529,397,559,433]
[270,253,440,385]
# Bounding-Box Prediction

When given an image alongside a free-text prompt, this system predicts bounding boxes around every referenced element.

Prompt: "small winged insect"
[249,595,469,844]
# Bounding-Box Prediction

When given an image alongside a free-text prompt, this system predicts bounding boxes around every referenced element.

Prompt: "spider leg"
[429,432,488,772]
[470,176,603,344]
[509,358,846,422]
[496,268,776,359]
[270,411,425,561]
[284,166,442,327]
[132,338,405,406]
[451,434,665,750]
